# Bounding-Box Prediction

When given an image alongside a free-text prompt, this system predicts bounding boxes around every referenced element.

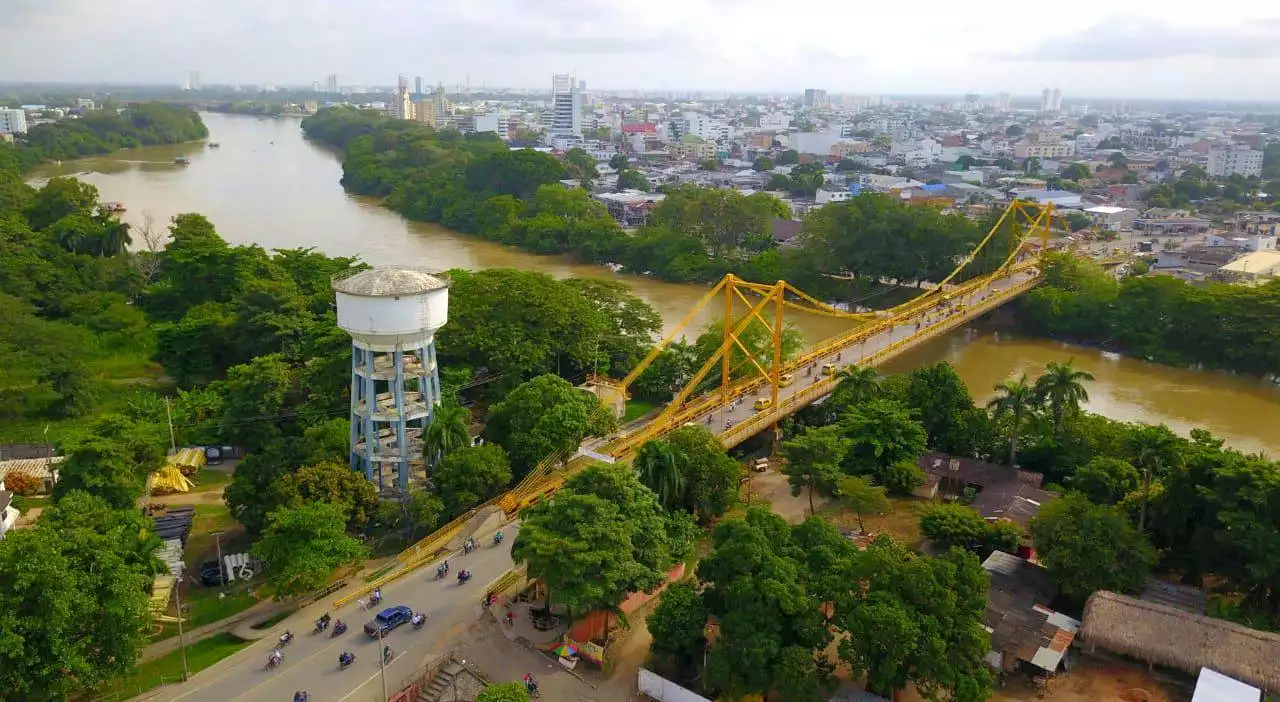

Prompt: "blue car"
[364,605,414,637]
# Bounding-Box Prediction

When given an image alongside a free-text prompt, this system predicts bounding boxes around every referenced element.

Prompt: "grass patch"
[364,562,397,583]
[152,582,259,641]
[99,633,250,700]
[183,503,243,570]
[819,495,930,549]
[191,468,233,491]
[251,607,297,630]
[12,494,51,512]
[622,398,660,423]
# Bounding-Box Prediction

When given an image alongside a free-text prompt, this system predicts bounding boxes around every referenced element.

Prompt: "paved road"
[154,527,519,702]
[680,266,1042,445]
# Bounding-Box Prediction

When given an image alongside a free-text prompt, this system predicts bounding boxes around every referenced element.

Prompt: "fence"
[386,651,455,702]
[637,668,710,702]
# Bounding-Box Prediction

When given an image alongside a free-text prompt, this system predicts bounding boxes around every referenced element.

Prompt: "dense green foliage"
[1029,494,1155,599]
[0,491,162,699]
[301,107,1017,297]
[0,103,206,173]
[512,463,696,617]
[647,508,993,701]
[250,502,369,597]
[1021,253,1280,376]
[483,374,616,476]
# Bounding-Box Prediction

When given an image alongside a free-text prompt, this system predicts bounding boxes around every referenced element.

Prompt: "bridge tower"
[332,267,449,492]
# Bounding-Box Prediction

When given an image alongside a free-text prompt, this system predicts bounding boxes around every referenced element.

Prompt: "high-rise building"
[312,81,321,93]
[325,74,338,93]
[1041,87,1051,111]
[996,92,1011,112]
[803,88,828,108]
[1208,146,1263,178]
[397,74,409,92]
[1051,88,1063,112]
[551,73,582,138]
[414,76,424,95]
[189,71,201,91]
[0,108,28,135]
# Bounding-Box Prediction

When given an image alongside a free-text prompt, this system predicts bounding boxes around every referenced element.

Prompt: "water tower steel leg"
[363,348,378,489]
[349,345,361,473]
[392,347,409,493]
[415,348,431,469]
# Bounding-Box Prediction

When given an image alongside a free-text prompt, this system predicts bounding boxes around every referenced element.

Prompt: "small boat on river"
[174,157,190,165]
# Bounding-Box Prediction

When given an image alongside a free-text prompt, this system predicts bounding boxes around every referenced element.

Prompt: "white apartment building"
[1207,146,1263,178]
[1013,141,1075,159]
[550,73,582,138]
[890,137,942,166]
[474,112,501,135]
[759,112,792,130]
[0,108,28,135]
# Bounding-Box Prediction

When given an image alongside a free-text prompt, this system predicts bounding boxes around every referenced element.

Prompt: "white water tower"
[332,266,449,492]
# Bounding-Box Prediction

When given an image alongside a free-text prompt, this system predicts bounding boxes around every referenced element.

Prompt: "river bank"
[30,112,1280,456]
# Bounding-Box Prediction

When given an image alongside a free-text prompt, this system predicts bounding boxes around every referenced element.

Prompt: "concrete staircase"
[417,661,465,702]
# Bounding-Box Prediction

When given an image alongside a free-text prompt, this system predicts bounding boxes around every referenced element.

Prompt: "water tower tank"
[332,267,450,492]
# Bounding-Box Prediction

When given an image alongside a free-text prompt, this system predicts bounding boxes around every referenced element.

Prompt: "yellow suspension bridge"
[337,200,1094,606]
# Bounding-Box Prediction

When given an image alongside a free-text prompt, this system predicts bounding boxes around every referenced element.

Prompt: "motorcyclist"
[338,651,354,667]
[268,648,283,667]
[411,612,426,628]
[457,569,471,583]
[294,692,309,702]
[493,530,504,545]
[279,630,293,646]
[370,587,382,605]
[315,613,330,631]
[332,619,347,635]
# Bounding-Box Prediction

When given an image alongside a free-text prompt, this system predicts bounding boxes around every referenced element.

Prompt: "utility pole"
[212,531,225,587]
[377,626,389,702]
[174,579,190,680]
[164,398,177,453]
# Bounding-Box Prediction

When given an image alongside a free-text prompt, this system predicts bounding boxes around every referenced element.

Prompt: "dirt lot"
[741,466,829,524]
[915,657,1184,702]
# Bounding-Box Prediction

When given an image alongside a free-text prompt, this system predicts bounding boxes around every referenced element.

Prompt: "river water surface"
[33,113,1280,455]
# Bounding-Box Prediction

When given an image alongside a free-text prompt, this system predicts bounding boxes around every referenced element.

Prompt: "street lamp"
[173,577,191,681]
[211,531,225,587]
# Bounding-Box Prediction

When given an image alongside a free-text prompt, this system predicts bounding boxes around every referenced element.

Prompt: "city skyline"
[3,0,1280,100]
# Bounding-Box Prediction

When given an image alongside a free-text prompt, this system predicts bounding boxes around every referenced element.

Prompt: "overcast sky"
[4,0,1280,100]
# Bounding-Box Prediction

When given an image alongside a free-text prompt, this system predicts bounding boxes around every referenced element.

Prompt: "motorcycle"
[265,651,283,670]
[435,562,449,580]
[411,614,427,630]
[462,539,476,555]
[313,617,330,634]
[492,531,504,546]
[338,653,356,671]
[277,631,294,647]
[331,621,348,637]
[457,570,472,584]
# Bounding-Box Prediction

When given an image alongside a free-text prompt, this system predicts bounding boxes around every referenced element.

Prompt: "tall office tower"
[996,92,1011,111]
[803,88,828,108]
[414,76,424,95]
[1051,88,1063,111]
[1041,87,1051,111]
[397,74,409,92]
[551,73,582,138]
[312,81,321,93]
[325,74,338,93]
[188,71,201,91]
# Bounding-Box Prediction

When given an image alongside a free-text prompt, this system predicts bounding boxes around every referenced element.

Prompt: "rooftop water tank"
[332,266,449,351]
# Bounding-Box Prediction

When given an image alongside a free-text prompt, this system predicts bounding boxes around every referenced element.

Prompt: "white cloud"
[1,0,1279,99]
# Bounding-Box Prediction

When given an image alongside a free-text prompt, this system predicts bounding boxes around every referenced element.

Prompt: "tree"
[987,374,1037,466]
[919,503,1020,554]
[563,277,662,377]
[24,176,100,230]
[55,417,166,509]
[834,538,994,701]
[513,464,691,617]
[477,683,530,702]
[563,147,598,187]
[251,502,368,598]
[616,168,651,192]
[881,459,926,495]
[841,399,927,486]
[484,374,615,477]
[833,365,881,404]
[0,490,163,699]
[698,509,833,700]
[900,362,988,456]
[1061,162,1092,181]
[608,153,629,171]
[752,156,774,172]
[780,425,850,516]
[1034,360,1094,437]
[1029,494,1155,599]
[1107,151,1128,169]
[698,158,720,171]
[1064,211,1093,232]
[840,475,888,532]
[1127,424,1185,532]
[1004,124,1024,137]
[664,425,742,521]
[776,149,800,165]
[634,439,686,510]
[432,444,513,515]
[424,402,471,465]
[1069,457,1140,505]
[955,155,976,170]
[994,157,1016,170]
[647,582,708,677]
[275,461,381,531]
[215,354,296,453]
[1023,156,1041,176]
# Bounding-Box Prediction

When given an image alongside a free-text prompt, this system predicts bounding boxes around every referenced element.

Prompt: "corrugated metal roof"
[0,456,64,480]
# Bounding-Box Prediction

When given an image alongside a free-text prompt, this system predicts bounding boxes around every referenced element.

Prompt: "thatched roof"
[1081,591,1280,692]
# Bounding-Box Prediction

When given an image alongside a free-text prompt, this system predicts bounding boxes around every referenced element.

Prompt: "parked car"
[364,605,414,637]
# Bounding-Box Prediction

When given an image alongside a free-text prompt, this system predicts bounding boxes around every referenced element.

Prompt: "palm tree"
[1034,360,1095,437]
[634,440,685,510]
[834,366,881,404]
[1128,425,1185,532]
[987,374,1037,467]
[423,403,471,467]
